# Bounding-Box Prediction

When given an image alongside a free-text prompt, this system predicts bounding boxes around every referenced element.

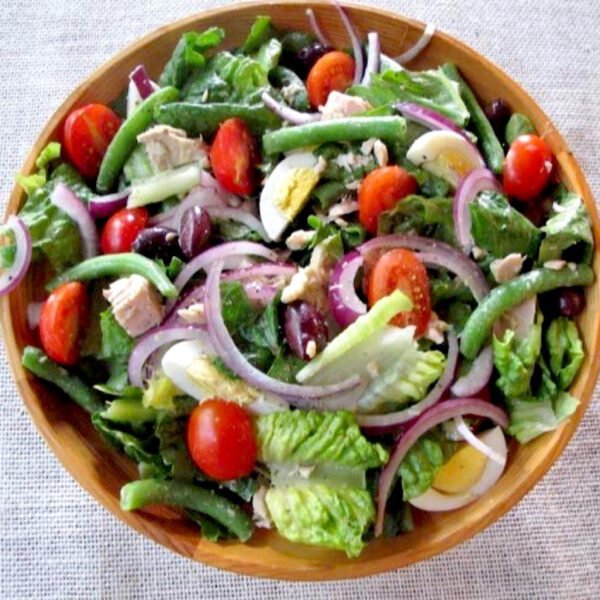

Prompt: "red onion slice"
[128,325,206,388]
[361,32,380,86]
[454,417,505,465]
[262,92,321,125]
[221,262,296,281]
[395,102,474,145]
[129,65,157,99]
[359,234,490,302]
[357,330,458,432]
[450,345,493,397]
[0,216,32,297]
[204,260,362,405]
[172,241,278,295]
[454,168,501,254]
[332,0,364,85]
[88,189,130,219]
[306,8,330,46]
[50,183,98,259]
[328,251,367,328]
[375,397,509,536]
[394,23,436,64]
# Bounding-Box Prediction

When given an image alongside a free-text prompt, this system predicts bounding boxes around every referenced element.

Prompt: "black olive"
[132,226,184,263]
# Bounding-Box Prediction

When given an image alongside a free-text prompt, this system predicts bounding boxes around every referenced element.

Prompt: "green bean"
[155,102,281,137]
[262,116,407,155]
[442,63,505,175]
[97,86,179,193]
[505,113,536,146]
[460,265,594,358]
[22,346,104,414]
[46,253,177,298]
[120,478,254,541]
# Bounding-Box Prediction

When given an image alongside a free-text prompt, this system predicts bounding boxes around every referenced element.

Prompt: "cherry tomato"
[503,134,553,202]
[187,399,257,481]
[39,282,88,366]
[306,51,356,108]
[358,166,418,235]
[100,208,149,254]
[63,104,121,178]
[367,249,431,337]
[209,118,258,196]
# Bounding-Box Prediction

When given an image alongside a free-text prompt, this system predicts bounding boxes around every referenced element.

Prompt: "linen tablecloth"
[1,1,599,597]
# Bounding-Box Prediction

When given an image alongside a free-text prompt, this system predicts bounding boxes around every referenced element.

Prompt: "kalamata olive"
[558,288,585,317]
[284,301,329,360]
[132,226,183,263]
[484,98,511,137]
[295,42,333,78]
[178,206,212,259]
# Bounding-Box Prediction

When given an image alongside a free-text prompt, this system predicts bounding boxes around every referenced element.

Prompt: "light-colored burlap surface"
[0,1,598,598]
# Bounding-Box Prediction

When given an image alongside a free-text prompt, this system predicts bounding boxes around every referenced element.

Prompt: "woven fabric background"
[0,0,599,598]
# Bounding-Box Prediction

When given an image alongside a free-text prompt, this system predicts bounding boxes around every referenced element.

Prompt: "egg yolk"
[432,442,487,494]
[274,167,319,220]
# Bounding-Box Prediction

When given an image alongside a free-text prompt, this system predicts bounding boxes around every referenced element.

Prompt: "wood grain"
[1,0,598,581]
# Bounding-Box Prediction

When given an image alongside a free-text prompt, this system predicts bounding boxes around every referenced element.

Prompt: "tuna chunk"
[319,91,372,120]
[137,125,208,172]
[103,275,164,337]
[490,253,525,283]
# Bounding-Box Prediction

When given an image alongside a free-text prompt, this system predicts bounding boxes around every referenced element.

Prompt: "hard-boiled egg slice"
[259,152,323,241]
[161,338,214,400]
[406,130,485,188]
[409,426,507,512]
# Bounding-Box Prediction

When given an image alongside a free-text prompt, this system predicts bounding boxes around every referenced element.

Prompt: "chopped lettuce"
[538,186,593,264]
[155,413,198,481]
[159,27,226,89]
[16,142,61,196]
[399,429,457,500]
[505,392,579,444]
[99,309,134,392]
[470,191,541,259]
[243,16,276,54]
[348,67,470,126]
[265,484,375,557]
[377,194,456,245]
[99,398,157,424]
[493,311,543,398]
[255,410,388,470]
[545,317,584,390]
[142,373,182,412]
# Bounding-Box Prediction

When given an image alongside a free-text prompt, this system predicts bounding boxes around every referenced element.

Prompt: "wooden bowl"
[1,0,598,581]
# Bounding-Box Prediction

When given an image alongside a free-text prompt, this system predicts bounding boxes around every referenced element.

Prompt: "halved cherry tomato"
[306,51,356,108]
[100,208,149,254]
[367,249,431,337]
[358,166,418,235]
[209,118,258,196]
[503,134,553,202]
[63,104,121,178]
[39,282,88,366]
[187,399,257,481]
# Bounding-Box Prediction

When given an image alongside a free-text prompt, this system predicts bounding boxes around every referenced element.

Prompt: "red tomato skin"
[367,249,432,337]
[187,399,257,481]
[306,51,356,108]
[503,134,554,202]
[63,104,121,178]
[209,118,258,196]
[100,208,149,254]
[358,166,418,234]
[39,282,88,366]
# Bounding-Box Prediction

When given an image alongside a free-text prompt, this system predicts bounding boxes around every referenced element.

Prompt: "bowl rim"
[2,0,599,581]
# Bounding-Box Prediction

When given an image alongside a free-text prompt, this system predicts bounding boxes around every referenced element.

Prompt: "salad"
[1,4,595,558]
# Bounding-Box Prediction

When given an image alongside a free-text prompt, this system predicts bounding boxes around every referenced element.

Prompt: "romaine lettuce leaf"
[348,67,470,126]
[255,410,388,470]
[377,194,456,245]
[399,429,457,500]
[538,186,593,264]
[243,16,276,54]
[470,191,541,259]
[545,317,584,390]
[493,311,543,398]
[265,484,375,557]
[99,309,134,392]
[505,392,579,444]
[16,142,61,196]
